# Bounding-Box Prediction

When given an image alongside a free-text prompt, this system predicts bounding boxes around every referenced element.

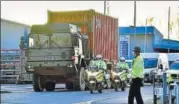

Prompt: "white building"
[1,18,31,49]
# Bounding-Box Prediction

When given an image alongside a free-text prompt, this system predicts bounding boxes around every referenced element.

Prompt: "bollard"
[168,81,179,104]
[176,82,179,104]
[153,74,157,104]
[169,84,174,104]
[162,72,167,104]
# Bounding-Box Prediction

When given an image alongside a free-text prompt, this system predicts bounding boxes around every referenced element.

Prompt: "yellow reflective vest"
[116,62,129,70]
[131,55,144,78]
[89,60,96,66]
[167,74,173,83]
[95,60,107,70]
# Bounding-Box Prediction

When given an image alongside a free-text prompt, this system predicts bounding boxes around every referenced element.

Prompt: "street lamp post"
[168,6,170,53]
[144,18,147,53]
[134,0,137,45]
[178,6,179,39]
[104,0,106,15]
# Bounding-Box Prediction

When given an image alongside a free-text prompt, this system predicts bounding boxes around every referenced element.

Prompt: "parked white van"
[141,53,169,83]
[141,53,159,83]
[126,53,169,84]
[168,53,179,66]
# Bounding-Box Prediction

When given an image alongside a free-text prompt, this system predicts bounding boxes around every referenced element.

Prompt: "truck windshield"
[144,58,158,69]
[29,33,72,48]
[51,33,72,47]
[29,34,48,48]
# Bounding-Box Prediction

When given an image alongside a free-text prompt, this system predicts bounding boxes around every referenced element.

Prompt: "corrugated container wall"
[47,9,118,61]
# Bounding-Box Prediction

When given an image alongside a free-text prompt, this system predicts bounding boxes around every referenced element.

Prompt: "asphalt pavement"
[1,84,154,104]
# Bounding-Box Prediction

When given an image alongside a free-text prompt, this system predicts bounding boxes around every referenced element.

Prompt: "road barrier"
[153,72,179,104]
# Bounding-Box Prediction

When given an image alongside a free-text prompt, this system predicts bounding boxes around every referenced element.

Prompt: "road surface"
[1,84,154,104]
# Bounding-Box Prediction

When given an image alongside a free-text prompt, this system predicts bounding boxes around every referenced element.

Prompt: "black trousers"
[128,78,144,104]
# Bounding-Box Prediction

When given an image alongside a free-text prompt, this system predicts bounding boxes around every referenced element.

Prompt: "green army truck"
[25,23,89,91]
[24,10,118,92]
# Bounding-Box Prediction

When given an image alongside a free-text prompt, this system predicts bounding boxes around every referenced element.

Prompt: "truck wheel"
[90,89,94,94]
[98,89,102,93]
[66,83,73,90]
[33,74,44,92]
[45,82,55,91]
[73,67,86,91]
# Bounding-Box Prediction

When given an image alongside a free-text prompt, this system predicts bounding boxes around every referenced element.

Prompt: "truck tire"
[98,89,102,93]
[33,74,44,92]
[45,82,55,91]
[66,82,73,90]
[73,67,86,91]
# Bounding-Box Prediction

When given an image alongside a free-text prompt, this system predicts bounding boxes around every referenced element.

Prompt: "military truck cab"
[25,23,89,92]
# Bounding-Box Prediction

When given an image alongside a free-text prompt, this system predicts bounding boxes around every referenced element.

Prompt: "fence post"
[153,74,157,104]
[162,72,167,104]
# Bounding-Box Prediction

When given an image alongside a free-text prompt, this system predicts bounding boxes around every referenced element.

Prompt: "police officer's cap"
[133,46,141,52]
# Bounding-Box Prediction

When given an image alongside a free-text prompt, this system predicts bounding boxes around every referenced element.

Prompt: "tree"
[147,17,154,26]
[169,21,174,34]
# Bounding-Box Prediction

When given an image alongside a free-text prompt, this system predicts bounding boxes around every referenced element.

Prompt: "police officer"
[128,46,144,104]
[89,55,97,66]
[95,54,108,87]
[95,54,107,71]
[116,57,129,71]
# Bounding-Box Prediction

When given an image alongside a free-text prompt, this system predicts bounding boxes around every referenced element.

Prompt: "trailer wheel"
[73,67,86,91]
[45,81,55,91]
[33,74,44,92]
[98,89,102,93]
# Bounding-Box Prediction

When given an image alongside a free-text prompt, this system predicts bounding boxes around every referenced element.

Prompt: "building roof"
[119,26,154,35]
[1,18,31,28]
[119,26,179,51]
[153,39,179,50]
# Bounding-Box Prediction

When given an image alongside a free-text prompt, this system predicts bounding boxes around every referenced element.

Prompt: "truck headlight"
[28,64,33,69]
[67,64,73,68]
[28,65,31,69]
[44,57,48,60]
[26,64,34,72]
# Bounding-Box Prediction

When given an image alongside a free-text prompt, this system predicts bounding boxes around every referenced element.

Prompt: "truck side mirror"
[24,28,29,48]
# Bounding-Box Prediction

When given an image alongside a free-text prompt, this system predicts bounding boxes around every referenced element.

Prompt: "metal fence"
[0,49,33,84]
[1,49,21,84]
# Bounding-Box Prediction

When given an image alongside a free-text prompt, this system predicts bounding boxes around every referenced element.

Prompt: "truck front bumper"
[34,66,76,76]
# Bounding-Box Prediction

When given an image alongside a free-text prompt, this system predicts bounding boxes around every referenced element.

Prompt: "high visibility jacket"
[131,55,144,78]
[95,60,107,70]
[116,62,129,70]
[89,60,96,66]
[167,74,173,83]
